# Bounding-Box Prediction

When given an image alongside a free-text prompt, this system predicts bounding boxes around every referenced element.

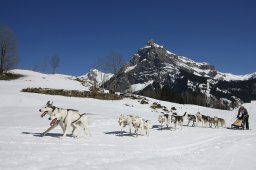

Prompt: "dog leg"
[129,124,132,134]
[71,123,80,138]
[41,123,58,136]
[120,123,124,133]
[61,120,71,139]
[81,117,91,136]
[84,123,91,137]
[71,127,76,136]
[59,122,65,133]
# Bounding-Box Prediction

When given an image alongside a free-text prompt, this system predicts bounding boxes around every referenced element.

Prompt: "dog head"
[39,101,55,118]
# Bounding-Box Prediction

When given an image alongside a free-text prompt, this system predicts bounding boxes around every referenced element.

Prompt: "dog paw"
[58,136,65,140]
[40,133,45,137]
[73,135,79,139]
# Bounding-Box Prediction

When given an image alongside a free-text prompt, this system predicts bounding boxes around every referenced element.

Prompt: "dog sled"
[229,115,248,130]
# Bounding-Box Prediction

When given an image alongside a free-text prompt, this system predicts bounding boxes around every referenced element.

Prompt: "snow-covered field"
[0,70,256,170]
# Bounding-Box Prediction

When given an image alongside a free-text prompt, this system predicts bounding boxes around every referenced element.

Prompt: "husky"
[171,112,186,130]
[158,113,171,128]
[131,116,151,137]
[196,112,209,127]
[49,106,91,138]
[39,101,90,137]
[218,118,226,128]
[208,116,215,128]
[143,119,151,136]
[187,114,196,127]
[118,114,133,133]
[131,116,144,137]
[214,116,226,128]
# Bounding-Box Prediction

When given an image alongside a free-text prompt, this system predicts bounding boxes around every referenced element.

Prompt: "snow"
[214,72,256,81]
[130,80,154,92]
[166,50,175,55]
[124,65,137,73]
[9,69,89,91]
[78,69,113,87]
[1,69,256,170]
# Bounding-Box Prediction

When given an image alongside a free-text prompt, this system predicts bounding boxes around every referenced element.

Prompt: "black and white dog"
[171,112,186,130]
[187,114,197,127]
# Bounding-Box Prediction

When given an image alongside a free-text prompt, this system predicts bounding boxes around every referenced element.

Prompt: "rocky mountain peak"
[104,40,256,109]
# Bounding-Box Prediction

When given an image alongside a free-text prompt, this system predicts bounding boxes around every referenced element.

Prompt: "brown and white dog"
[214,116,226,128]
[196,112,209,127]
[208,116,215,128]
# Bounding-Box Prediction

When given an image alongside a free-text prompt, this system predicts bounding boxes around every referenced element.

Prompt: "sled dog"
[158,113,171,128]
[39,101,90,138]
[48,106,91,138]
[171,112,186,130]
[118,114,133,133]
[196,112,209,127]
[187,114,196,127]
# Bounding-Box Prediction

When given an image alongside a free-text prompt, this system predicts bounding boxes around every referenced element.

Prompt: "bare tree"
[103,52,125,75]
[0,26,19,75]
[101,52,125,92]
[50,54,60,74]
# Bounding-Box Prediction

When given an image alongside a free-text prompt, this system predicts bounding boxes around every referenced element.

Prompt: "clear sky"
[1,0,255,76]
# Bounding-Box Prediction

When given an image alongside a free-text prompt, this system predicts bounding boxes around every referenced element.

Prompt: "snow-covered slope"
[8,69,89,91]
[0,69,256,170]
[78,69,113,87]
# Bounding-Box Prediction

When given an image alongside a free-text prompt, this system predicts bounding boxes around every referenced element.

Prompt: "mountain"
[105,40,256,109]
[78,69,113,88]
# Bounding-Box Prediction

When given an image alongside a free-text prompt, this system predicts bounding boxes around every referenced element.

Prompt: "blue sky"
[1,0,255,76]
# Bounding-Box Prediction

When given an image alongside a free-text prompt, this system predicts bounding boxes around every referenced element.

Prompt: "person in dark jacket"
[237,106,249,129]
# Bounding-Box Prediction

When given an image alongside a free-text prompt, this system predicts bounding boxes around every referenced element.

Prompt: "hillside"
[0,69,255,170]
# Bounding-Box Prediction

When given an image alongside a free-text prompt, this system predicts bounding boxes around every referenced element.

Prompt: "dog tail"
[182,112,187,117]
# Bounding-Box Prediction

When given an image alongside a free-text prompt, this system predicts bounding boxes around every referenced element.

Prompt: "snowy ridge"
[214,71,256,81]
[78,69,113,87]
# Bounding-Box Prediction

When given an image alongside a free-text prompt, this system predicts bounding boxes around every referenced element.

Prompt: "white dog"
[49,106,91,138]
[131,116,151,137]
[118,114,133,133]
[131,116,144,137]
[142,119,151,136]
[158,113,171,128]
[39,101,90,138]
